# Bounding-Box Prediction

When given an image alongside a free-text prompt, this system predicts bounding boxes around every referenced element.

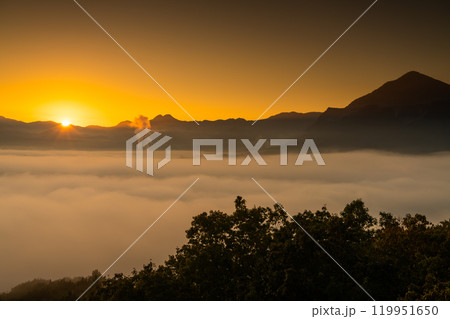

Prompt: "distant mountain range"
[1,71,449,153]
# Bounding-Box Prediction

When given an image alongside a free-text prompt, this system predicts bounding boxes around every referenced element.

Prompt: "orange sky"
[1,0,449,126]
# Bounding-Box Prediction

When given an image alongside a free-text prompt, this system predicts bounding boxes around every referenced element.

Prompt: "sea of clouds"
[0,150,449,292]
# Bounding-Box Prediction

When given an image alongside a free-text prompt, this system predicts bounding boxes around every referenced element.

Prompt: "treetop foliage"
[1,197,448,301]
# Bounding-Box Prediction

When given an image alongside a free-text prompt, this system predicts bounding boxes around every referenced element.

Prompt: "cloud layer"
[0,150,449,292]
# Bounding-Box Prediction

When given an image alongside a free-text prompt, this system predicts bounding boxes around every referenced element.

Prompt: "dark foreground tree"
[1,197,448,300]
[90,197,448,301]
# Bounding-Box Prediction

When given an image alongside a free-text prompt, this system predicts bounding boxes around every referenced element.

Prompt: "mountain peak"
[399,70,428,79]
[115,120,133,127]
[347,71,450,109]
[151,114,178,122]
[394,70,446,86]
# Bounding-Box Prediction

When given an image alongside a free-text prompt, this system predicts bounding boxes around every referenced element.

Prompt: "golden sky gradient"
[1,0,449,126]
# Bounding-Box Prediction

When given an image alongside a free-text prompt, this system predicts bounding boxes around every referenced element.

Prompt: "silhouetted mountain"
[0,116,135,150]
[267,111,321,120]
[316,71,450,124]
[310,71,450,152]
[347,71,450,109]
[0,71,449,153]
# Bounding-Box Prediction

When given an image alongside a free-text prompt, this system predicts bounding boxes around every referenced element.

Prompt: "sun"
[61,120,71,127]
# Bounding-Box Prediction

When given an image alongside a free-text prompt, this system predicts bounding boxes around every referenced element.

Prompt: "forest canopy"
[1,197,449,301]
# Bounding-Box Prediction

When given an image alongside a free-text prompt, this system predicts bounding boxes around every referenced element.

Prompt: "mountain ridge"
[1,71,449,153]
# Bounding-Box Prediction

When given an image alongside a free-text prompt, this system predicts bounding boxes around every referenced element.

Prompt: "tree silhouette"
[91,197,449,301]
[1,197,448,301]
